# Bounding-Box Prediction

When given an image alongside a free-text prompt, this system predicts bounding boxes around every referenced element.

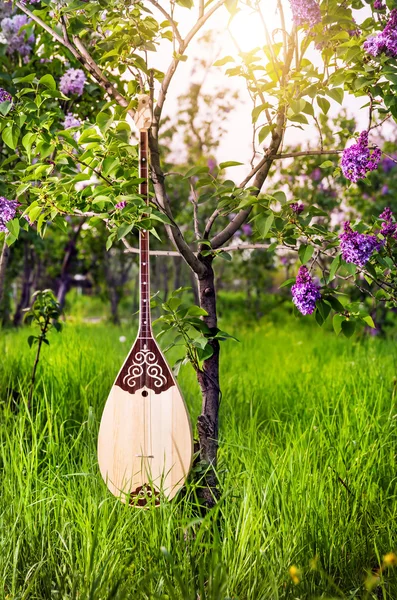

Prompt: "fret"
[139,130,152,338]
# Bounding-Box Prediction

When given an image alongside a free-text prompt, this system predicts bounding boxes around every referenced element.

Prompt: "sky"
[146,0,374,179]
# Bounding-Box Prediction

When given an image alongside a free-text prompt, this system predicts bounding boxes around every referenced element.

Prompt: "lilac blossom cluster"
[291,202,304,214]
[1,14,35,58]
[364,9,397,58]
[374,0,386,10]
[115,201,127,210]
[291,266,321,315]
[0,197,18,233]
[0,88,12,104]
[289,0,321,27]
[379,207,397,238]
[339,221,382,266]
[63,113,81,129]
[59,68,86,97]
[341,131,381,182]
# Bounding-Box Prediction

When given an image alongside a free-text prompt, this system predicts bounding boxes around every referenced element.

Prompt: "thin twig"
[146,0,183,46]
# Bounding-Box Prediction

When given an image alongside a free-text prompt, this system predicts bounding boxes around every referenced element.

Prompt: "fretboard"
[139,130,152,338]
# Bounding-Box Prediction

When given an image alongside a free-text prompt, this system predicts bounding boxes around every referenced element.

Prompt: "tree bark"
[0,241,10,306]
[109,286,120,325]
[196,255,220,507]
[57,220,85,310]
[13,240,35,326]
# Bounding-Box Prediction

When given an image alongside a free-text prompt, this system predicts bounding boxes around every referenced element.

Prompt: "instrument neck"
[139,130,152,339]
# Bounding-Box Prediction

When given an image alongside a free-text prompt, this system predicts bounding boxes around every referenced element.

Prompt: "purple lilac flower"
[310,167,322,181]
[374,0,386,9]
[379,207,397,238]
[348,19,361,37]
[63,113,81,129]
[1,14,35,57]
[341,131,382,182]
[382,156,396,172]
[381,184,389,195]
[0,88,12,104]
[0,197,18,233]
[289,0,321,27]
[291,265,321,315]
[291,202,304,214]
[115,200,127,210]
[0,3,13,20]
[207,158,217,172]
[364,9,397,58]
[59,68,86,97]
[339,221,382,266]
[242,223,252,236]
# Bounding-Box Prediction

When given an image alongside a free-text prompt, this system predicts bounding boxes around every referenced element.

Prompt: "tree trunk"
[190,268,200,305]
[196,256,220,507]
[13,240,34,326]
[0,241,10,306]
[162,259,169,301]
[173,255,182,290]
[109,286,120,325]
[57,220,84,310]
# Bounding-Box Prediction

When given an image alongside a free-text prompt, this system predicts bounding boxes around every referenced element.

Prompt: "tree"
[2,0,397,503]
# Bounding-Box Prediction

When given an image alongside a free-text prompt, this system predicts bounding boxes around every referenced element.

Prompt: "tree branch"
[122,241,270,256]
[146,0,183,46]
[153,0,226,126]
[15,1,134,118]
[210,31,296,250]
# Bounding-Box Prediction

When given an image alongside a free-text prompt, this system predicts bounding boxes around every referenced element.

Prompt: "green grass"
[1,315,397,599]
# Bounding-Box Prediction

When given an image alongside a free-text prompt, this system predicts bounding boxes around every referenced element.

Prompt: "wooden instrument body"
[98,110,193,506]
[98,337,193,505]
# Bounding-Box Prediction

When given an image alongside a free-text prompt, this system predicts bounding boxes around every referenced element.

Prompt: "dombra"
[97,96,193,507]
[97,335,193,507]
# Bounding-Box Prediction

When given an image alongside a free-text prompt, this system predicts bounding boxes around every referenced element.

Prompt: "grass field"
[1,313,397,599]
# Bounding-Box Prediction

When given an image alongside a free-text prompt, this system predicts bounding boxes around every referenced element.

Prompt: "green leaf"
[333,314,345,335]
[279,278,295,288]
[325,87,344,104]
[213,56,235,67]
[317,300,331,322]
[116,223,134,240]
[186,306,208,317]
[96,111,113,132]
[217,251,232,261]
[258,125,273,144]
[328,254,341,283]
[319,160,334,169]
[256,212,274,238]
[325,295,345,312]
[6,218,20,238]
[273,191,287,204]
[225,0,238,14]
[184,166,209,178]
[362,315,375,328]
[317,97,331,114]
[289,113,309,124]
[176,0,193,7]
[298,244,314,265]
[166,296,181,312]
[39,74,56,90]
[218,161,243,170]
[341,319,356,338]
[252,103,272,123]
[0,101,12,116]
[22,132,36,157]
[2,125,20,150]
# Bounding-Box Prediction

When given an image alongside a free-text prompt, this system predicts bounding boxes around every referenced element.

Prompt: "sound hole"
[142,390,148,397]
[130,484,160,507]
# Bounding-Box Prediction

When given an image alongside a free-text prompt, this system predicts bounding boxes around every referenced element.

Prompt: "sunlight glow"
[227,1,291,53]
